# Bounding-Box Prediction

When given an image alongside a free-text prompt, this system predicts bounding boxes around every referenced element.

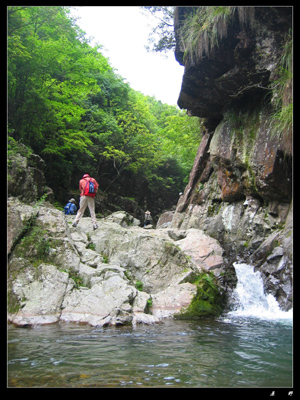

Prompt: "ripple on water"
[7,318,293,388]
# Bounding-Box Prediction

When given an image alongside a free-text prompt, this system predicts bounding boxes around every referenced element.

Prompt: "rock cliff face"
[8,144,54,205]
[171,6,292,310]
[174,7,292,121]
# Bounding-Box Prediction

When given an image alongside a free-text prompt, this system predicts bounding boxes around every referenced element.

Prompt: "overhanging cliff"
[174,7,292,121]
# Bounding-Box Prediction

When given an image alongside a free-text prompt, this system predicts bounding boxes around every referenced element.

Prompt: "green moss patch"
[175,272,225,319]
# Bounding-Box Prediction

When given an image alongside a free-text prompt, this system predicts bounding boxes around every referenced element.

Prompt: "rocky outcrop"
[156,210,175,228]
[95,193,146,225]
[7,200,227,327]
[174,7,292,121]
[171,195,292,310]
[8,146,54,204]
[171,6,293,311]
[7,197,38,255]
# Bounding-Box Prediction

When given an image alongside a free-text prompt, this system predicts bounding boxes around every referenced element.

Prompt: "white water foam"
[227,263,293,321]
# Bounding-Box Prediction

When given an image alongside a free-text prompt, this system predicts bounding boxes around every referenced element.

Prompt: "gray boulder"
[7,200,227,327]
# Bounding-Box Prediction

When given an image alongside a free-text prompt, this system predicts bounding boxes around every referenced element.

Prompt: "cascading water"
[227,263,292,321]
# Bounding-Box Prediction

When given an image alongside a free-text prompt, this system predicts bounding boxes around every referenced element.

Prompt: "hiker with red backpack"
[72,174,99,230]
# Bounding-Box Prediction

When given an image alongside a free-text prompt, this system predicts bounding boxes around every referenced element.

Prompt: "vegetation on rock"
[177,7,255,65]
[174,272,225,319]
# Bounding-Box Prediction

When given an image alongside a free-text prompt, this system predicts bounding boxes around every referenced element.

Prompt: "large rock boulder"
[176,229,224,273]
[8,146,54,204]
[60,274,139,326]
[7,201,227,326]
[156,211,175,228]
[7,197,38,255]
[151,283,197,319]
[9,264,70,326]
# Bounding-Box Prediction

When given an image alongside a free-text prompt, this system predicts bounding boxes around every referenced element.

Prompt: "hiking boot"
[72,222,77,228]
[93,224,98,230]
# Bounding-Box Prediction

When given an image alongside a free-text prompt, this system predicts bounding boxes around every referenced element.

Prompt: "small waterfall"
[227,263,292,321]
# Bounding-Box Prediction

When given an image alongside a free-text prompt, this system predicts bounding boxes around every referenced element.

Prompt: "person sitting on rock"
[63,198,77,215]
[144,210,152,227]
[72,173,99,230]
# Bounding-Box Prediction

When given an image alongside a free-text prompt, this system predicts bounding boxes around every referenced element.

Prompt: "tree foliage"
[7,6,201,210]
[140,6,176,53]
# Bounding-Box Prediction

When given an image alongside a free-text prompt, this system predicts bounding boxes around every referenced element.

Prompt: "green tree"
[8,6,107,187]
[140,6,176,53]
[8,6,201,211]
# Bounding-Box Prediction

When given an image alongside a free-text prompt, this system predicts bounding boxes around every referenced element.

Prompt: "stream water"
[7,263,293,388]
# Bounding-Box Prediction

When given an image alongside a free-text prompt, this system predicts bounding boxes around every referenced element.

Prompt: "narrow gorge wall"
[171,6,293,310]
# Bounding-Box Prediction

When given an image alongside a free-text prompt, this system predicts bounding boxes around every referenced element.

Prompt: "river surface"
[7,314,293,388]
[7,264,293,388]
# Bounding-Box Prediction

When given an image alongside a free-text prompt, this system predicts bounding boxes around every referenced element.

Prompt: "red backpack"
[83,178,96,197]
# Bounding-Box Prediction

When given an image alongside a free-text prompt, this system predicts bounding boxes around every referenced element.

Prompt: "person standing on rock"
[72,174,99,230]
[144,210,152,227]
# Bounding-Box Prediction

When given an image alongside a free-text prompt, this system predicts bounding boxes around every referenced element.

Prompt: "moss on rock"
[174,272,225,319]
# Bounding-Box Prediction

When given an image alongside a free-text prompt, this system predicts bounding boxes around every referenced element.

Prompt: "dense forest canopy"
[7,6,201,214]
